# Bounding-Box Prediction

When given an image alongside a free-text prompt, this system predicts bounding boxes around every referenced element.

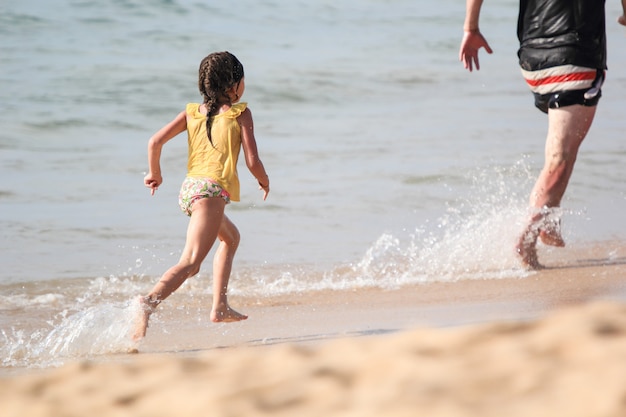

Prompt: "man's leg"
[530,105,596,208]
[517,104,597,268]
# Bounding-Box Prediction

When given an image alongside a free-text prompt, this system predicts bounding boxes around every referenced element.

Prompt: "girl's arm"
[144,110,187,195]
[238,107,270,200]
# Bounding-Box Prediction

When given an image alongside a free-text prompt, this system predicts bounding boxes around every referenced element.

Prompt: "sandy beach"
[1,243,626,417]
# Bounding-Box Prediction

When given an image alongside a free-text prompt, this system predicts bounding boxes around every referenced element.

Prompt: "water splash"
[224,160,540,294]
[0,160,555,369]
[346,160,539,285]
[42,301,138,357]
[1,299,139,368]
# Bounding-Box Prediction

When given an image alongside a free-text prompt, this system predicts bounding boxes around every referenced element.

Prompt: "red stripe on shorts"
[524,71,597,87]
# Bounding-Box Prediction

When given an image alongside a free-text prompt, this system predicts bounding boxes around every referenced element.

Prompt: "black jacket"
[517,0,607,70]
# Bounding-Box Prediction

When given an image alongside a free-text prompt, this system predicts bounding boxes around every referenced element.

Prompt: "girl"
[133,51,270,341]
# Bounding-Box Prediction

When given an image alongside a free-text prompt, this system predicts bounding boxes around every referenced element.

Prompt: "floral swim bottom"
[178,177,231,216]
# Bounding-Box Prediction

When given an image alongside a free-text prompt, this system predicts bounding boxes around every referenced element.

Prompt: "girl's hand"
[258,180,270,201]
[144,173,162,196]
[619,15,626,26]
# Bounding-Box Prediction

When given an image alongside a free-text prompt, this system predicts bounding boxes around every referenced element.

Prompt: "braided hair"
[198,51,245,145]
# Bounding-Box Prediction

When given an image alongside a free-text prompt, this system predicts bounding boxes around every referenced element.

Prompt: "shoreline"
[1,243,626,416]
[1,240,624,373]
[135,243,626,355]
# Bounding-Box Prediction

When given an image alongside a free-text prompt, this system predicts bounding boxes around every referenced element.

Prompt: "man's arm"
[459,0,493,71]
[619,0,626,25]
[463,0,484,32]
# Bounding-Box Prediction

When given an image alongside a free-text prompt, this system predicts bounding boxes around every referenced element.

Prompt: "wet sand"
[1,242,626,417]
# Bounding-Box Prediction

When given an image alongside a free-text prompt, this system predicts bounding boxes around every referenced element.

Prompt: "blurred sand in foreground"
[2,301,626,417]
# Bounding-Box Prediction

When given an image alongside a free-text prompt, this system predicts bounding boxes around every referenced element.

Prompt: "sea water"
[1,0,625,368]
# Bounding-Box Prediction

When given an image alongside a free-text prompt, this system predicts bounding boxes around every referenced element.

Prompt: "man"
[459,0,626,269]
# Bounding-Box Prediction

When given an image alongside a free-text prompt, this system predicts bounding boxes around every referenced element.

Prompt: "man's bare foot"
[515,240,543,270]
[536,210,565,247]
[539,229,565,247]
[211,304,248,323]
[132,296,155,342]
[515,229,544,270]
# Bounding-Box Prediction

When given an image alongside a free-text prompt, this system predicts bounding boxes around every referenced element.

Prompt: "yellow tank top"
[185,102,247,201]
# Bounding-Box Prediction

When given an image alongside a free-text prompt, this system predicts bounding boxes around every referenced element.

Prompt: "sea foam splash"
[1,300,139,369]
[1,160,551,369]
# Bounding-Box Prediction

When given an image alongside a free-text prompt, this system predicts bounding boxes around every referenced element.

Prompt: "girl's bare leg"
[516,105,596,269]
[133,198,226,340]
[210,214,247,322]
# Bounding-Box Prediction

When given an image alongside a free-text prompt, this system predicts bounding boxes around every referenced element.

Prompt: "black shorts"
[523,68,605,114]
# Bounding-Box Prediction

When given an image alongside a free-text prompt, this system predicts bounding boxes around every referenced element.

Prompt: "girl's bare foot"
[132,296,156,342]
[211,303,248,323]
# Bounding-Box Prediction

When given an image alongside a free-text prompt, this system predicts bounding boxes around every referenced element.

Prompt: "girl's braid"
[198,52,244,145]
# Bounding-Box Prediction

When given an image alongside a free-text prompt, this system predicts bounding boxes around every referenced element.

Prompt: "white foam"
[1,300,139,368]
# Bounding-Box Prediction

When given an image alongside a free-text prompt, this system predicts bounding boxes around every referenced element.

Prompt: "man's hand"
[459,30,493,72]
